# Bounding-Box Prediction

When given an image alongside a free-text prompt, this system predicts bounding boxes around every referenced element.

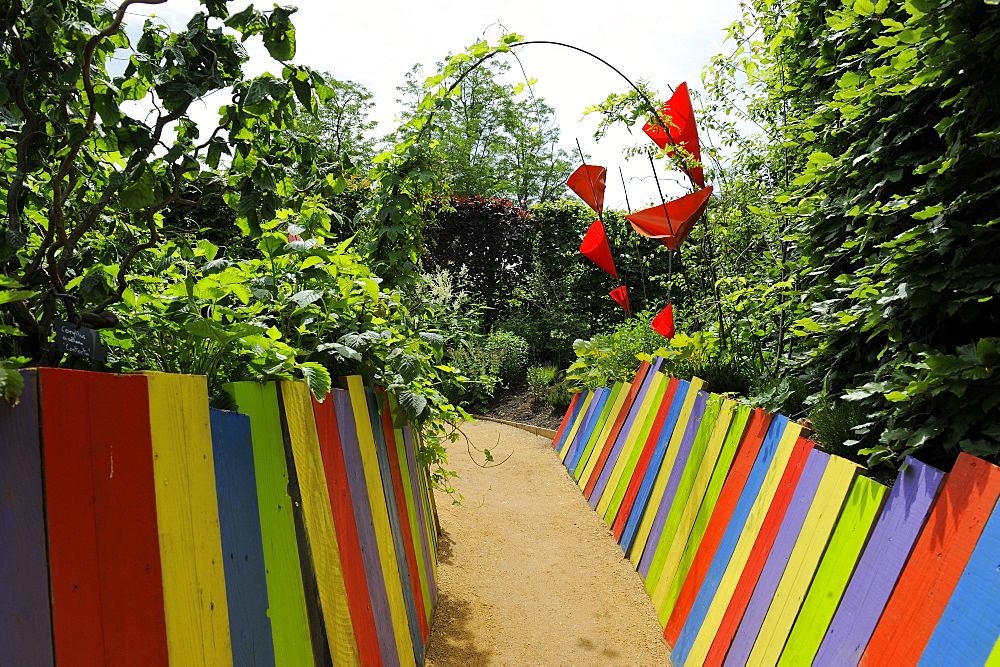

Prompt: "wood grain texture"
[0,371,53,666]
[649,403,751,626]
[704,439,821,666]
[743,455,858,667]
[280,382,360,665]
[209,408,276,667]
[558,389,593,457]
[663,409,773,646]
[225,381,315,666]
[640,391,719,581]
[669,415,800,665]
[569,382,622,477]
[331,389,399,665]
[597,373,667,519]
[346,376,416,664]
[619,379,691,555]
[576,379,632,485]
[779,474,887,666]
[144,371,231,665]
[918,493,1000,666]
[862,453,1000,666]
[612,378,681,541]
[552,391,582,449]
[581,361,652,496]
[629,377,706,568]
[562,387,607,465]
[813,456,944,667]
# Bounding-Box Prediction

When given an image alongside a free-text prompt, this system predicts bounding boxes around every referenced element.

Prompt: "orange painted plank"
[862,453,1000,666]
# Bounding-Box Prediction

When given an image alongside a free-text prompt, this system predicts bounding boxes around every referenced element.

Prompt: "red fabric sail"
[625,186,713,250]
[652,303,675,338]
[567,164,607,216]
[609,285,631,315]
[642,82,705,187]
[580,220,618,279]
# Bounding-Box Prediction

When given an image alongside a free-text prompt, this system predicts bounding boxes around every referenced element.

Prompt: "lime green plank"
[559,390,594,462]
[576,383,632,486]
[572,382,623,478]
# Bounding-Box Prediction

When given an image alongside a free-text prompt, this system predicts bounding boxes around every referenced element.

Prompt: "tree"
[394,58,573,205]
[291,76,379,167]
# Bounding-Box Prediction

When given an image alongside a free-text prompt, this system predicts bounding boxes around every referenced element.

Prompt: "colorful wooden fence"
[0,368,438,666]
[551,362,1000,666]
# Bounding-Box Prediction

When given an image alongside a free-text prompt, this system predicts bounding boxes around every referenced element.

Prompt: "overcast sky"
[139,0,743,210]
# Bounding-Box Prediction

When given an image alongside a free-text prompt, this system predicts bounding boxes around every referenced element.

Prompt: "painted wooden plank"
[669,416,801,665]
[563,387,609,466]
[569,382,623,477]
[552,390,582,449]
[664,409,771,646]
[703,438,821,665]
[862,453,1000,666]
[606,378,681,530]
[619,379,691,555]
[365,388,424,664]
[209,408,276,667]
[639,391,718,579]
[778,474,888,666]
[225,381,315,666]
[377,389,431,643]
[989,637,1000,667]
[918,494,1000,666]
[629,377,706,567]
[346,376,416,664]
[557,389,593,457]
[649,403,752,625]
[0,371,53,666]
[814,456,944,667]
[596,373,668,518]
[400,421,437,620]
[581,361,652,495]
[743,455,858,666]
[330,389,399,665]
[144,372,232,664]
[576,378,633,485]
[403,425,438,606]
[280,381,360,665]
[589,359,664,505]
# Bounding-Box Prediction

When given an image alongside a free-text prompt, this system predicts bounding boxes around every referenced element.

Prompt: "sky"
[139,0,744,210]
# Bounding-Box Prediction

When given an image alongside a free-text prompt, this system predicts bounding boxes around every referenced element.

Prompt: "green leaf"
[300,361,331,400]
[119,168,160,211]
[398,389,428,420]
[263,5,297,61]
[289,289,324,307]
[393,353,422,383]
[0,289,37,304]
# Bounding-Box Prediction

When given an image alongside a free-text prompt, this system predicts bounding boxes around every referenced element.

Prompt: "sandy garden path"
[424,419,672,665]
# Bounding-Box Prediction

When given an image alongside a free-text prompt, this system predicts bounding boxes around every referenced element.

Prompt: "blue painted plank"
[566,387,610,473]
[554,389,588,453]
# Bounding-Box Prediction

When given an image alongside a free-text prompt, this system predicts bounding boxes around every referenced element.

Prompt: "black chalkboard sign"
[54,319,106,362]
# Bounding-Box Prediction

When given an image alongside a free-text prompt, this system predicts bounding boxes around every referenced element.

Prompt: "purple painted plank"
[563,387,606,465]
[331,389,399,665]
[403,426,437,604]
[814,457,944,666]
[0,371,54,666]
[724,448,830,666]
[637,391,709,576]
[589,358,665,509]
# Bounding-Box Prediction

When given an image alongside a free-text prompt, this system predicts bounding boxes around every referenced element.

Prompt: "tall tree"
[292,76,379,167]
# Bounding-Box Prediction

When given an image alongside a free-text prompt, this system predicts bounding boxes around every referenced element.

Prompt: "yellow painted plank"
[748,456,859,666]
[346,375,414,663]
[597,373,667,519]
[144,372,232,666]
[280,381,360,666]
[629,377,706,567]
[559,390,594,462]
[684,420,803,667]
[650,399,737,615]
[577,382,632,487]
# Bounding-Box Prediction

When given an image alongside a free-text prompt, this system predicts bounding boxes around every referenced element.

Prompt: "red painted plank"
[552,391,581,448]
[612,377,680,540]
[377,388,430,642]
[583,361,651,498]
[704,436,817,665]
[862,453,1000,666]
[664,408,773,647]
[38,368,168,666]
[312,394,383,665]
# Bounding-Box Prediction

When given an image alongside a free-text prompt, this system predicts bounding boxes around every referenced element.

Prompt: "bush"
[545,382,573,409]
[448,329,530,410]
[527,365,560,399]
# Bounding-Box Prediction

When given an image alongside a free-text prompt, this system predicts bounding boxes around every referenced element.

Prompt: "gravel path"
[424,420,673,665]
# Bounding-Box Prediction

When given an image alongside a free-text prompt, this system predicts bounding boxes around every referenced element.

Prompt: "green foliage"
[566,311,667,389]
[526,365,560,399]
[448,329,529,409]
[545,381,573,409]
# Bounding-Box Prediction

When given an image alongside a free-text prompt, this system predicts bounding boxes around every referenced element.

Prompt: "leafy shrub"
[527,365,560,399]
[566,311,667,389]
[545,382,573,409]
[448,329,530,409]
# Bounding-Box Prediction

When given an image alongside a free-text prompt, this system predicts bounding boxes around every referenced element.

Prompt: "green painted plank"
[571,382,623,478]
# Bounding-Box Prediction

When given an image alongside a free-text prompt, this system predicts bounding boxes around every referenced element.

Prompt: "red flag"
[567,165,607,216]
[642,82,705,187]
[580,220,618,279]
[652,303,675,338]
[625,186,713,250]
[609,285,631,315]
